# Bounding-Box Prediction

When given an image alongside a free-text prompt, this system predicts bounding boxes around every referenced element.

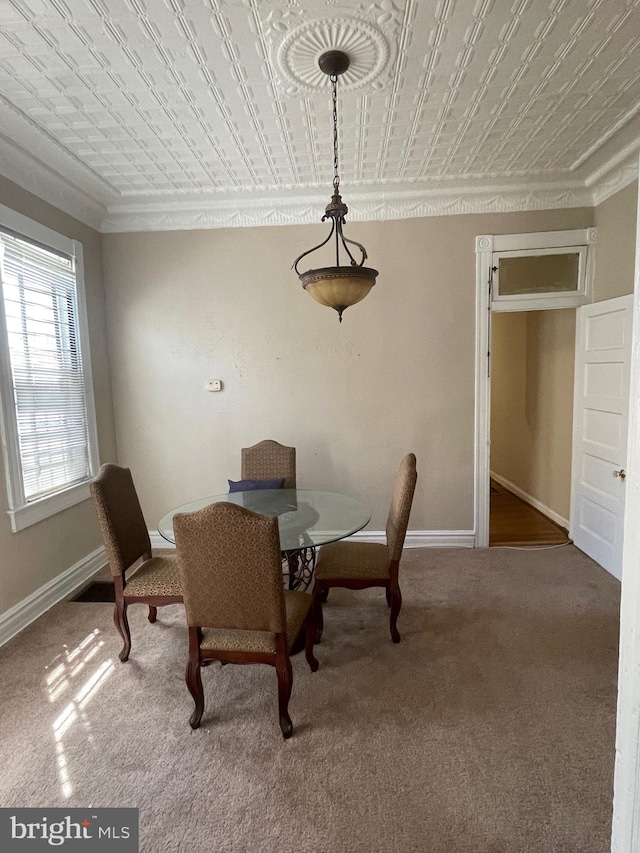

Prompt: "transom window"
[485,229,595,312]
[0,205,99,532]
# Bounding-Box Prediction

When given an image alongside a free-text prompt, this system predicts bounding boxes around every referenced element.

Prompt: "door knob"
[613,469,626,480]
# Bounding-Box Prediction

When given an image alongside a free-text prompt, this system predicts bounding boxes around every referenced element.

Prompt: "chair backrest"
[385,454,418,561]
[90,463,151,577]
[241,440,296,489]
[174,502,286,633]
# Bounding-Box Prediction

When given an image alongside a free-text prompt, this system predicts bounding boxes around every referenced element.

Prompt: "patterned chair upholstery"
[89,463,182,662]
[241,440,296,488]
[312,453,417,643]
[173,501,318,738]
[241,439,310,589]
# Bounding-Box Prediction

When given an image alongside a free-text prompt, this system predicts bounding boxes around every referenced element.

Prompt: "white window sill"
[7,481,92,532]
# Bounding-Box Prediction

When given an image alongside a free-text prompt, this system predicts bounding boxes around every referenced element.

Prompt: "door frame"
[474,228,597,546]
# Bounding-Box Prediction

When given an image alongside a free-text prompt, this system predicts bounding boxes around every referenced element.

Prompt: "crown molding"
[0,134,107,232]
[571,109,640,174]
[591,159,639,207]
[585,138,640,206]
[0,125,637,234]
[101,182,594,233]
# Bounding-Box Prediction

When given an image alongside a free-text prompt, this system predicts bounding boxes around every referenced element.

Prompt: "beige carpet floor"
[0,546,620,853]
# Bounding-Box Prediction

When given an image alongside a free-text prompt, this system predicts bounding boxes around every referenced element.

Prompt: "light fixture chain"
[331,74,340,193]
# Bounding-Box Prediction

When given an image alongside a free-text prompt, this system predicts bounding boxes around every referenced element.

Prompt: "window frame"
[488,228,596,313]
[0,204,100,532]
[492,245,588,307]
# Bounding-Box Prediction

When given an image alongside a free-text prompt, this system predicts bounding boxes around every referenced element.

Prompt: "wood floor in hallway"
[490,480,571,547]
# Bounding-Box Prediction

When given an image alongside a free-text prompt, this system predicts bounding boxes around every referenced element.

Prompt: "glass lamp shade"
[299,266,378,321]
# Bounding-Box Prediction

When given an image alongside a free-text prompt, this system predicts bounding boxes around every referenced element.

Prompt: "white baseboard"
[352,530,476,547]
[0,546,107,648]
[150,530,476,550]
[490,471,569,530]
[151,532,175,550]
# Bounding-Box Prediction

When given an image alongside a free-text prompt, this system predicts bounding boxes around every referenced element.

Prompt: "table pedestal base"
[283,547,317,591]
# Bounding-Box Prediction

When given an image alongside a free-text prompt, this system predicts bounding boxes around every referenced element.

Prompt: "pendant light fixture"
[292,50,378,323]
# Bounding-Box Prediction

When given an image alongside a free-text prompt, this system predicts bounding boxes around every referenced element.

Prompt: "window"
[0,204,99,532]
[481,229,596,312]
[494,249,583,297]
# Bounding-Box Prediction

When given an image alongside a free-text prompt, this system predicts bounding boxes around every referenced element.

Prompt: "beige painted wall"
[0,177,117,616]
[490,309,576,521]
[102,206,592,533]
[594,180,638,301]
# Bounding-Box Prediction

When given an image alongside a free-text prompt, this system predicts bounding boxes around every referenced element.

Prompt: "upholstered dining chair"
[240,439,305,589]
[312,453,417,644]
[173,501,318,738]
[90,464,182,662]
[241,440,296,488]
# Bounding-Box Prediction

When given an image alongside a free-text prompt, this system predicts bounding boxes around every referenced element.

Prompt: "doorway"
[489,309,574,547]
[474,228,596,547]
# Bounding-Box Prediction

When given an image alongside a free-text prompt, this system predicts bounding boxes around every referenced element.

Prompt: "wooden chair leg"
[148,605,158,623]
[186,658,205,729]
[304,613,319,673]
[275,638,293,739]
[113,599,131,662]
[390,583,402,644]
[312,584,325,643]
[320,587,329,603]
[385,586,392,607]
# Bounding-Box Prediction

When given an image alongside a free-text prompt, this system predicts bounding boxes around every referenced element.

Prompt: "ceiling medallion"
[277,18,390,94]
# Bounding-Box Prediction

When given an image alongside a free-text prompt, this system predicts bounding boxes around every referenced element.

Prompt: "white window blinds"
[0,230,92,502]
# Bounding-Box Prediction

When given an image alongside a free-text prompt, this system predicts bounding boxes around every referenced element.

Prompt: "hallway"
[490,480,571,547]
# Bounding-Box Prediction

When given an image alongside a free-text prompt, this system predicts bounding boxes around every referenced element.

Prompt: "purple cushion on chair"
[228,478,286,493]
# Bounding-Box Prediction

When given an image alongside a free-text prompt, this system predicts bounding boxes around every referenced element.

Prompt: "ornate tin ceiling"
[0,0,638,231]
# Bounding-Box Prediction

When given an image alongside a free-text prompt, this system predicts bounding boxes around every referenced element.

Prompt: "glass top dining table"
[157,488,371,552]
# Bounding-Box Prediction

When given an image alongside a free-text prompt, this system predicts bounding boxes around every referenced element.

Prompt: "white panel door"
[571,294,633,579]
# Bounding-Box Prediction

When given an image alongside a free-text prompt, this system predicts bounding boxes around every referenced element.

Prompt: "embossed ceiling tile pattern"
[0,0,638,229]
